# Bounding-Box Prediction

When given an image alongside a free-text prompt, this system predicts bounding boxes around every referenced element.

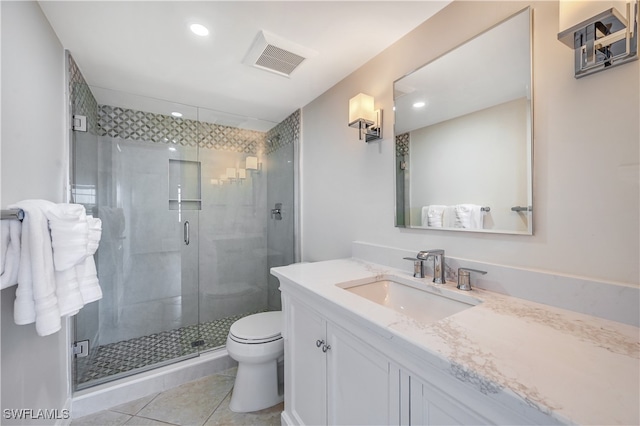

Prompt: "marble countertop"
[271,258,640,425]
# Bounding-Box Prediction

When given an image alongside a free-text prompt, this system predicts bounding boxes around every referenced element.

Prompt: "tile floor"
[71,368,283,426]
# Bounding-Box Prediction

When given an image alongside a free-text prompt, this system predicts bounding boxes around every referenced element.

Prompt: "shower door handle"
[184,221,190,245]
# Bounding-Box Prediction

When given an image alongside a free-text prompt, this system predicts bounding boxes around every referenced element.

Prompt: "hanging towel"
[8,200,61,336]
[1,220,22,289]
[443,206,456,228]
[50,209,103,317]
[454,204,484,229]
[46,204,89,271]
[421,205,446,227]
[77,255,102,304]
[54,268,83,317]
[77,215,102,304]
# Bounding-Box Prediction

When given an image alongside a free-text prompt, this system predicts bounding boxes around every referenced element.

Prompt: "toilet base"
[229,359,284,413]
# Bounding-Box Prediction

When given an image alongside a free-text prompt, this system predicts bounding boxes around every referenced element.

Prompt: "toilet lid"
[229,311,282,342]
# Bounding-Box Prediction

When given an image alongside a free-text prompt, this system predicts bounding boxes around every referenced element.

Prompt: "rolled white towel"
[1,220,21,289]
[9,200,61,336]
[46,204,89,271]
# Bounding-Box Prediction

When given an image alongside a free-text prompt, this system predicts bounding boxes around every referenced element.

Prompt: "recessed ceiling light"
[413,101,426,108]
[190,23,209,37]
[171,111,183,117]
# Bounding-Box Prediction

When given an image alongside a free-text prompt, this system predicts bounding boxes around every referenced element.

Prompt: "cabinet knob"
[316,339,324,348]
[322,344,331,353]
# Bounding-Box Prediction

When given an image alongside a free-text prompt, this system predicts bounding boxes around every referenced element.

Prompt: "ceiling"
[394,7,531,134]
[39,1,450,130]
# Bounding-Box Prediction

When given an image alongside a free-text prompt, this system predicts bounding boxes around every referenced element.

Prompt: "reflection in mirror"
[394,8,533,235]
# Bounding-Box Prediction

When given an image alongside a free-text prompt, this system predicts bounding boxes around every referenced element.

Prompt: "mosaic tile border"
[396,132,409,157]
[265,109,300,156]
[98,105,266,154]
[68,54,99,136]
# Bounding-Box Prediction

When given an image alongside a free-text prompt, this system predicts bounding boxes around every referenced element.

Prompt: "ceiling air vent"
[244,30,317,78]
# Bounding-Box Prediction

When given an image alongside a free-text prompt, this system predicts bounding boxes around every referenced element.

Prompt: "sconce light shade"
[348,93,376,125]
[246,156,258,170]
[348,93,382,142]
[238,169,247,179]
[226,168,237,179]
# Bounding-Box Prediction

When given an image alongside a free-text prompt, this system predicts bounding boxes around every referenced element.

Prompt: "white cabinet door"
[326,322,393,425]
[410,375,489,425]
[287,298,327,425]
[284,296,394,426]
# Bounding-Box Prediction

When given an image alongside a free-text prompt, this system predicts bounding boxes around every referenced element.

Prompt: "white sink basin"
[338,278,479,324]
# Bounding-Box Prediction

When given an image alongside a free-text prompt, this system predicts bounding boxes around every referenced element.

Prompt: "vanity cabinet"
[279,275,557,426]
[405,372,489,425]
[283,295,394,425]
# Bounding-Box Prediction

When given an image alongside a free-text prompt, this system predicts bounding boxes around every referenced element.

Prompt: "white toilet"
[226,311,284,413]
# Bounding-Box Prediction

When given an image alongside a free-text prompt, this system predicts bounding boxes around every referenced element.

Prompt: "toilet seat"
[229,311,282,344]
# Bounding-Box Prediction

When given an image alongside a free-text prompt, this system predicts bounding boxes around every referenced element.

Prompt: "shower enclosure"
[68,54,297,390]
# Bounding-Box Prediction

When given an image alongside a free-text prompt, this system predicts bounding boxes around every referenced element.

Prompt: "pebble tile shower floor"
[76,313,254,385]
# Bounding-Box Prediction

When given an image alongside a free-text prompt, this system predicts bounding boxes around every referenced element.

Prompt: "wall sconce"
[348,93,382,142]
[246,156,262,173]
[558,0,638,78]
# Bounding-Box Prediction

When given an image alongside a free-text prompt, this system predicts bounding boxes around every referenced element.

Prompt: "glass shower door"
[71,83,203,389]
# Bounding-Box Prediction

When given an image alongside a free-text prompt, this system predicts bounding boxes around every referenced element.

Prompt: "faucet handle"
[403,257,425,278]
[457,268,487,291]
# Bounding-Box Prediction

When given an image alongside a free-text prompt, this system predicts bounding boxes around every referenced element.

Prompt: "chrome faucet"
[403,249,446,284]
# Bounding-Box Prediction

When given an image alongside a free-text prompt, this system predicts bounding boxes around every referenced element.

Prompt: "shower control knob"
[316,339,324,348]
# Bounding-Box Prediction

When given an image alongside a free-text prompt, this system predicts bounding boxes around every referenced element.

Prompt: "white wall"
[301,1,639,286]
[1,1,70,423]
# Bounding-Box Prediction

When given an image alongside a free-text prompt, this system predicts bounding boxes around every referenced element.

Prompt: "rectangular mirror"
[394,8,533,235]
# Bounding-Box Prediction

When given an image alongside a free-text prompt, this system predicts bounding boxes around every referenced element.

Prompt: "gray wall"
[1,1,70,424]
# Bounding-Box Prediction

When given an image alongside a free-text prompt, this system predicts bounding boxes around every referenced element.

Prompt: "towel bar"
[1,209,24,221]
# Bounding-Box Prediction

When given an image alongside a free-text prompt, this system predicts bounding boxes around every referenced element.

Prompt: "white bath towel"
[52,209,103,317]
[1,220,22,289]
[46,204,89,271]
[421,205,446,227]
[54,268,83,317]
[454,204,484,229]
[443,206,456,228]
[76,255,102,304]
[86,215,102,256]
[8,200,62,336]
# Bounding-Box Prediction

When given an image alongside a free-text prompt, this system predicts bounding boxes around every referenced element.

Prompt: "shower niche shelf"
[169,159,202,210]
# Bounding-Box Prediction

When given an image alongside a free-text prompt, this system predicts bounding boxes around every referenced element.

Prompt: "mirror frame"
[393,7,534,235]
